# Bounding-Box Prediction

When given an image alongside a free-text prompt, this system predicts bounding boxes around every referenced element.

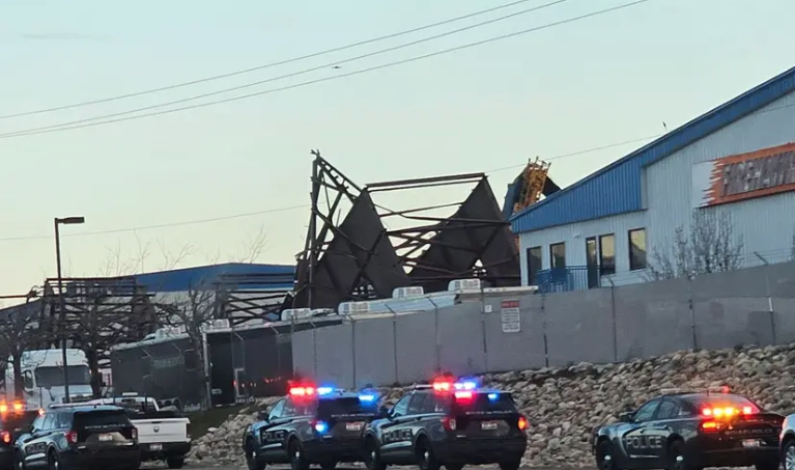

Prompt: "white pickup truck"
[85,394,191,469]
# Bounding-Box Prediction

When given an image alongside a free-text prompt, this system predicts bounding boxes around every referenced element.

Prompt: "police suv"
[592,387,783,470]
[242,384,380,470]
[0,400,38,470]
[362,378,528,470]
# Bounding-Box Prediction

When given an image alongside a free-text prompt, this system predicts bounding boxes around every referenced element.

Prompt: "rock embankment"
[189,344,795,468]
[188,397,280,467]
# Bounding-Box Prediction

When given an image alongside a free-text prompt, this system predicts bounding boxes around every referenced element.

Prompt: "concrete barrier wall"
[292,261,795,386]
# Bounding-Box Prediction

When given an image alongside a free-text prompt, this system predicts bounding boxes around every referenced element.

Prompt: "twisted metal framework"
[41,277,159,360]
[293,150,520,310]
[213,272,294,327]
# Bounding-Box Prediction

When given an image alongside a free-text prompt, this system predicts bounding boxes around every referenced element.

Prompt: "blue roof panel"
[133,263,295,292]
[511,65,795,233]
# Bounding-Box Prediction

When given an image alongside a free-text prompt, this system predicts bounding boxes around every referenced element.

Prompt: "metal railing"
[536,266,600,293]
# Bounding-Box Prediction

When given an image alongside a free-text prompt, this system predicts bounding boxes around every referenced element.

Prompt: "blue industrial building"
[511,65,795,289]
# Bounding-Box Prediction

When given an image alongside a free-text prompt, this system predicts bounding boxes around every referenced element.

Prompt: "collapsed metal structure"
[213,272,295,326]
[293,150,521,310]
[41,277,159,359]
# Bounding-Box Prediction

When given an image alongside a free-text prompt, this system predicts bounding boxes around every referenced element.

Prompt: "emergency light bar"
[702,406,755,417]
[432,377,479,393]
[289,386,316,397]
[660,386,731,395]
[454,381,477,390]
[290,384,376,403]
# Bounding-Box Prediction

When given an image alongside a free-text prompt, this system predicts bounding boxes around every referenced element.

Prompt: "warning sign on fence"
[500,300,521,333]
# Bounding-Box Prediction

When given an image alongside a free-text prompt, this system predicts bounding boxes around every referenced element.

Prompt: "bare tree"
[159,283,221,408]
[234,224,268,263]
[100,234,197,277]
[157,239,199,271]
[648,211,744,280]
[0,292,47,399]
[100,242,138,277]
[64,283,157,398]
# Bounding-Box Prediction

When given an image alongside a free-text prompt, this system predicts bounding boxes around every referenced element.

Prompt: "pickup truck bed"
[126,410,191,468]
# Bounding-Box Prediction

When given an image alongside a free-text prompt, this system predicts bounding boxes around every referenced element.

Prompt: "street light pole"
[54,216,85,404]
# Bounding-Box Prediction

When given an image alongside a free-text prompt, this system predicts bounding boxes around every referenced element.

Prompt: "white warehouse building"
[510,65,795,289]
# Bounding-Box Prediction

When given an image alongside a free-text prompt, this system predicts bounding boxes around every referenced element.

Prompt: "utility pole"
[54,216,85,403]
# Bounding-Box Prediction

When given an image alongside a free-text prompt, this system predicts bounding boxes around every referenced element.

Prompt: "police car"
[776,411,795,470]
[592,387,783,470]
[362,378,528,470]
[0,400,38,470]
[241,383,380,470]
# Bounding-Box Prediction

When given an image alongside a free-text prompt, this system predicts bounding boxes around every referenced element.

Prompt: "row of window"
[525,228,648,285]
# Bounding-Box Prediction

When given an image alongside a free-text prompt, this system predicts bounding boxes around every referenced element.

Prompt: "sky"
[0,0,793,299]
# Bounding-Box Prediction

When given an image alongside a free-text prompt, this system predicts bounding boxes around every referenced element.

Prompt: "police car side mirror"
[379,405,391,419]
[618,411,634,422]
[256,411,269,422]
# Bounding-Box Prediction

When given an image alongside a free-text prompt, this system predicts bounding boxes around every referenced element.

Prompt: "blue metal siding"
[133,263,295,292]
[511,65,795,234]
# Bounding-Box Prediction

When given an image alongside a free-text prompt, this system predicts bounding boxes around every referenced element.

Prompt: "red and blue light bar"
[432,379,478,391]
[290,383,378,402]
[432,378,500,401]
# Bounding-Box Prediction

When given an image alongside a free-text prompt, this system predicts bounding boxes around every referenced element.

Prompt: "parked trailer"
[111,316,344,409]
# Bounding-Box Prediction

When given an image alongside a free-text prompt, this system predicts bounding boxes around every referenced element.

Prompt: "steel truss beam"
[293,150,520,309]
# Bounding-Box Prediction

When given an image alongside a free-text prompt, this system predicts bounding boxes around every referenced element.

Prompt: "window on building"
[526,246,542,285]
[550,243,566,269]
[585,238,599,289]
[598,234,616,276]
[629,228,647,270]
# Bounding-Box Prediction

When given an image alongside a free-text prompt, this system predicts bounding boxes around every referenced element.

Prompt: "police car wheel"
[13,450,24,470]
[596,441,618,470]
[667,440,699,470]
[416,438,441,470]
[289,440,309,470]
[784,441,795,470]
[246,440,265,470]
[46,451,58,470]
[364,439,386,470]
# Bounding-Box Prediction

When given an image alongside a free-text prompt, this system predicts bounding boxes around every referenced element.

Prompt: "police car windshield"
[317,397,377,417]
[683,394,761,410]
[451,392,517,414]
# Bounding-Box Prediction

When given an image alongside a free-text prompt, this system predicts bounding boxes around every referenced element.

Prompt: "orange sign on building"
[692,142,795,208]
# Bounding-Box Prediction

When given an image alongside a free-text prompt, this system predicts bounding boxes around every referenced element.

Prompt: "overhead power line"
[0,204,308,242]
[0,0,570,138]
[0,0,564,120]
[0,0,652,140]
[0,131,661,243]
[22,90,788,242]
